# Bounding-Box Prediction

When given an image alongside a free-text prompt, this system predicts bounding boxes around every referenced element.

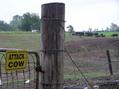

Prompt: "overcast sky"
[0,0,119,31]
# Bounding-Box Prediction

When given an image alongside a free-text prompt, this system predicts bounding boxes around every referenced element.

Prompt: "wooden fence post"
[40,3,65,89]
[106,50,113,75]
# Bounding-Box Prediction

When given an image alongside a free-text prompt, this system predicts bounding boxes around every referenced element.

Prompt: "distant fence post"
[41,3,65,89]
[106,50,113,75]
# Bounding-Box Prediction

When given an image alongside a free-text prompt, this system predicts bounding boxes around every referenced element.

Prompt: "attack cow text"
[5,50,28,71]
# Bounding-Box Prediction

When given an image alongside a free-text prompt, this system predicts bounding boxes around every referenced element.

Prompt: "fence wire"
[0,48,119,89]
[64,48,119,87]
[0,49,40,89]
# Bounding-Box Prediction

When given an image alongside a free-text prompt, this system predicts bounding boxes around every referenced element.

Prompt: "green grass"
[0,31,118,51]
[64,72,108,80]
[0,31,81,50]
[0,31,41,50]
[0,31,118,81]
[98,31,119,37]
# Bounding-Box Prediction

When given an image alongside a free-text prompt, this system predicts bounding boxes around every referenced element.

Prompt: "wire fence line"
[0,48,119,89]
[63,48,119,87]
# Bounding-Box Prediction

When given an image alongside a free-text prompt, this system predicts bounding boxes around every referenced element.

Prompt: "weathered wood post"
[106,50,113,75]
[41,3,65,89]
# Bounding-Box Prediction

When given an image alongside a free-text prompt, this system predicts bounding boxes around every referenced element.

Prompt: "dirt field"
[0,32,119,88]
[64,37,119,87]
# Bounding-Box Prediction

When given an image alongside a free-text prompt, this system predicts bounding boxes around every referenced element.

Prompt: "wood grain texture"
[40,3,65,89]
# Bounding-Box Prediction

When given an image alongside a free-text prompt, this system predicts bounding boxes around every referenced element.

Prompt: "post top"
[41,2,65,20]
[42,2,65,7]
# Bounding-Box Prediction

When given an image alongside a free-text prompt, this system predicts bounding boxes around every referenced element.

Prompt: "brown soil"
[64,37,119,87]
[65,37,119,52]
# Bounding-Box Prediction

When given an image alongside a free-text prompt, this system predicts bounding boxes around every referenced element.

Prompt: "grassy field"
[0,31,86,50]
[0,31,119,81]
[98,31,119,37]
[0,32,40,50]
[0,32,77,50]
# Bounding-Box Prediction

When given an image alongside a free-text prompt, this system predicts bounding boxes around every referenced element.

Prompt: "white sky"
[0,0,119,31]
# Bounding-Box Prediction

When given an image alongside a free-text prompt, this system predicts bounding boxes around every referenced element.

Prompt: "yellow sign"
[5,50,28,71]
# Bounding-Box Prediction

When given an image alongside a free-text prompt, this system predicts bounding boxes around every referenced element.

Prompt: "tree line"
[67,23,119,33]
[105,23,119,32]
[1,13,119,32]
[0,12,41,31]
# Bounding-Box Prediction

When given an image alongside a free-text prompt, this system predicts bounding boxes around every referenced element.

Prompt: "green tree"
[67,25,74,33]
[110,23,119,32]
[10,15,22,31]
[21,13,32,31]
[21,12,40,31]
[30,13,41,30]
[0,21,13,31]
